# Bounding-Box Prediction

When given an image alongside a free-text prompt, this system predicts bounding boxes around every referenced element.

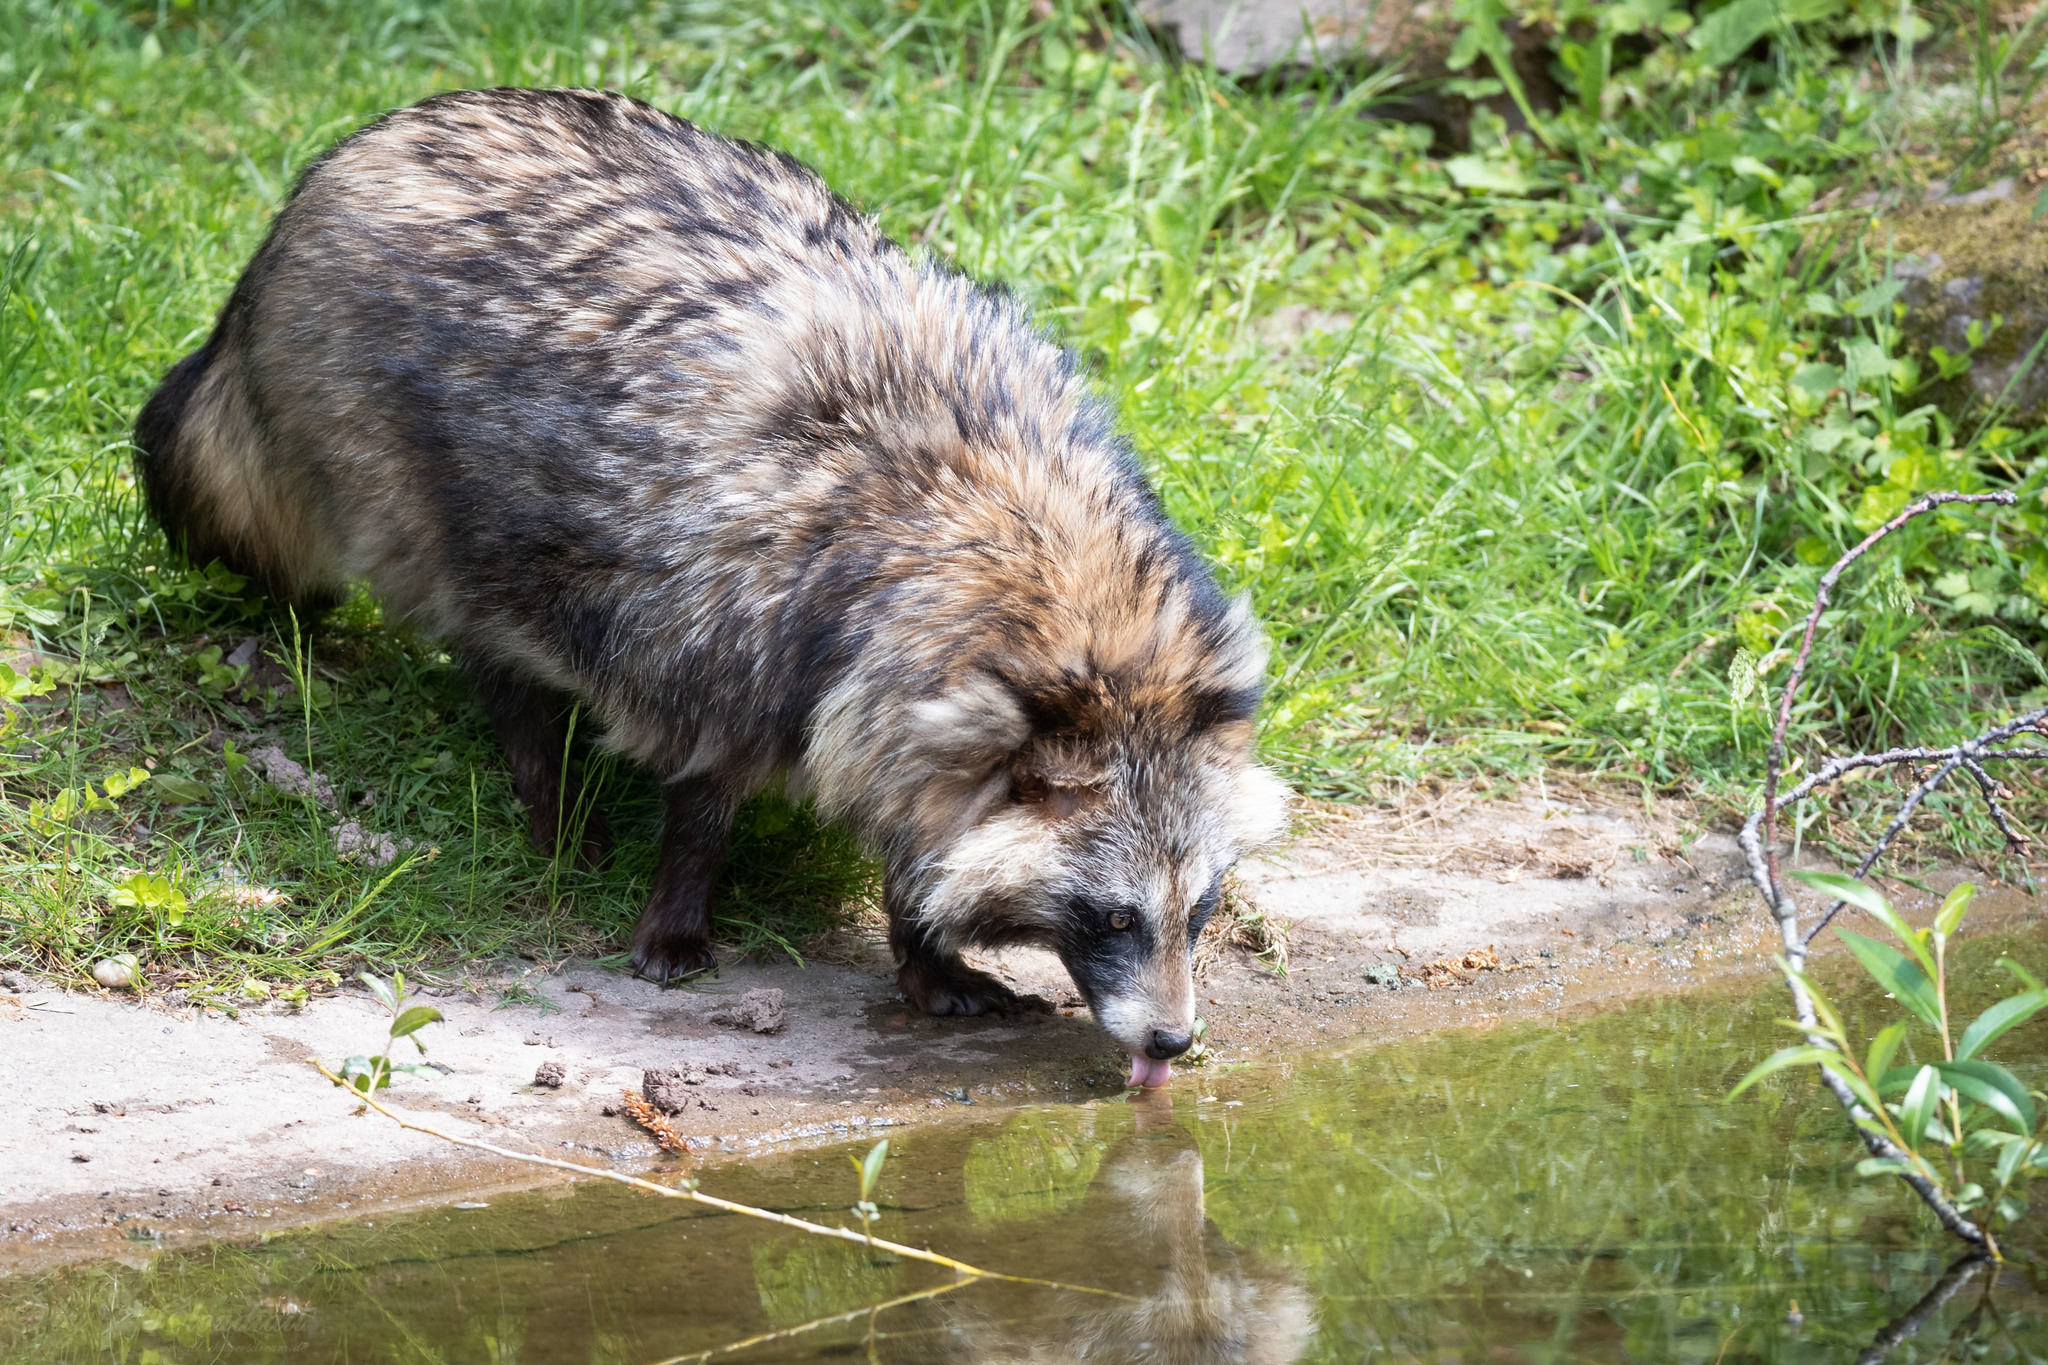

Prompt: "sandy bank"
[4,786,1926,1273]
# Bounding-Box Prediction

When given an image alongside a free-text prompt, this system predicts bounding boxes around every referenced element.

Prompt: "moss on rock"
[1883,192,2048,423]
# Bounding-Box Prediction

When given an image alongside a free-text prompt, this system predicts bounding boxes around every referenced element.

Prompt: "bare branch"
[1759,490,2016,915]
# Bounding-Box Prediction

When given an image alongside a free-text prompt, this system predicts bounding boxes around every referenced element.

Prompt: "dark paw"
[899,960,1020,1017]
[632,936,718,985]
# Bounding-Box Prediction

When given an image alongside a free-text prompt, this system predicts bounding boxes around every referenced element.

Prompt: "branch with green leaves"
[334,971,445,1095]
[1734,489,2046,1258]
[1732,873,2048,1257]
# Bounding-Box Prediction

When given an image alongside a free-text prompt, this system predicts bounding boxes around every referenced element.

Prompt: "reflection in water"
[910,1107,1314,1365]
[9,948,2048,1362]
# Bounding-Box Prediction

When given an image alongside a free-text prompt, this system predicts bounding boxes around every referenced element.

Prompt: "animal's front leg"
[887,886,1023,1016]
[631,777,734,983]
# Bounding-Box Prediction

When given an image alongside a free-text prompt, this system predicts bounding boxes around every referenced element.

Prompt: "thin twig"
[312,1060,1132,1299]
[641,1282,972,1365]
[1742,488,2023,1256]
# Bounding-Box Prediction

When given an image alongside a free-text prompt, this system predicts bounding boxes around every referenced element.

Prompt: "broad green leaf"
[1935,883,1976,938]
[388,1005,442,1041]
[1691,0,1774,64]
[1730,154,1781,187]
[1443,154,1534,195]
[1937,1060,2036,1134]
[1791,361,1842,396]
[1899,1065,1942,1149]
[1835,929,1942,1031]
[1727,1045,1836,1100]
[1793,870,1935,976]
[1867,1022,1908,1089]
[1958,990,2048,1061]
[150,772,210,804]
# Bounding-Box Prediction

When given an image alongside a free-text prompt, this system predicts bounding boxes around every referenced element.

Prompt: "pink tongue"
[1127,1052,1174,1088]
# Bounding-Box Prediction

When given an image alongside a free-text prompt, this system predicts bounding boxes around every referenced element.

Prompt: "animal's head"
[813,581,1289,1078]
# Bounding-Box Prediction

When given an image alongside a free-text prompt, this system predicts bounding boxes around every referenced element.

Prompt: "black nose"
[1146,1029,1192,1060]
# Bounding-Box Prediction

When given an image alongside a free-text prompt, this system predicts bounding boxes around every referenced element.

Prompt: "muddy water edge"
[8,927,2048,1363]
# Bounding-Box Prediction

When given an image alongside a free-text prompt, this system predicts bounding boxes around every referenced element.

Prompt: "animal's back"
[137,87,1209,787]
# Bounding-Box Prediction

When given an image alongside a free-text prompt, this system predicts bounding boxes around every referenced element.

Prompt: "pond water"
[9,939,2048,1364]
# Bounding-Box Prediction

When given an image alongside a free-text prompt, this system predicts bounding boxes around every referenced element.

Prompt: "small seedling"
[189,644,249,700]
[110,871,188,932]
[848,1138,889,1247]
[27,767,148,833]
[334,971,444,1094]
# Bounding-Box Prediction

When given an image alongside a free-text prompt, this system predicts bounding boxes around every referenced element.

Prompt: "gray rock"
[1139,0,1440,73]
[1135,0,1559,142]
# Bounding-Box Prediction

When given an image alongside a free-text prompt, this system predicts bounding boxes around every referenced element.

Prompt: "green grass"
[1,0,2044,995]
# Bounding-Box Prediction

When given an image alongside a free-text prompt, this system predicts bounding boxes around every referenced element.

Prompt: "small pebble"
[71,1153,90,1163]
[92,956,140,991]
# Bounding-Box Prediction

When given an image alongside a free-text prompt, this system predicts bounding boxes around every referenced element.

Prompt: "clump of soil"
[709,987,786,1034]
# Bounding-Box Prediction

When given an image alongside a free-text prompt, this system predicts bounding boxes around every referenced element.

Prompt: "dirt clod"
[532,1061,566,1088]
[642,1067,695,1115]
[330,820,411,867]
[247,746,338,810]
[709,987,786,1034]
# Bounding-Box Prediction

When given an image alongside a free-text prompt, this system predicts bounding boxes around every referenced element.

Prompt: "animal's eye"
[1108,911,1134,932]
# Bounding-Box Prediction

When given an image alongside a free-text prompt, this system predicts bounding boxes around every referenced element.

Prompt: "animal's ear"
[1008,754,1106,820]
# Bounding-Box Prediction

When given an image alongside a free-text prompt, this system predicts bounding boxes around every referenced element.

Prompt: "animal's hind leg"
[466,659,613,867]
[887,885,1025,1017]
[631,777,733,983]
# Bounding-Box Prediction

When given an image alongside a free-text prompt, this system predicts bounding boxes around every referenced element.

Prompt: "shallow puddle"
[9,935,2048,1363]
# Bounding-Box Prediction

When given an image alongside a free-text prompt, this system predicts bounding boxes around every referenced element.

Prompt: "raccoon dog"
[134,88,1288,1085]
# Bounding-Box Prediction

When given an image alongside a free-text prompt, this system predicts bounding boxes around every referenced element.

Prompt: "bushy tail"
[132,337,335,609]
